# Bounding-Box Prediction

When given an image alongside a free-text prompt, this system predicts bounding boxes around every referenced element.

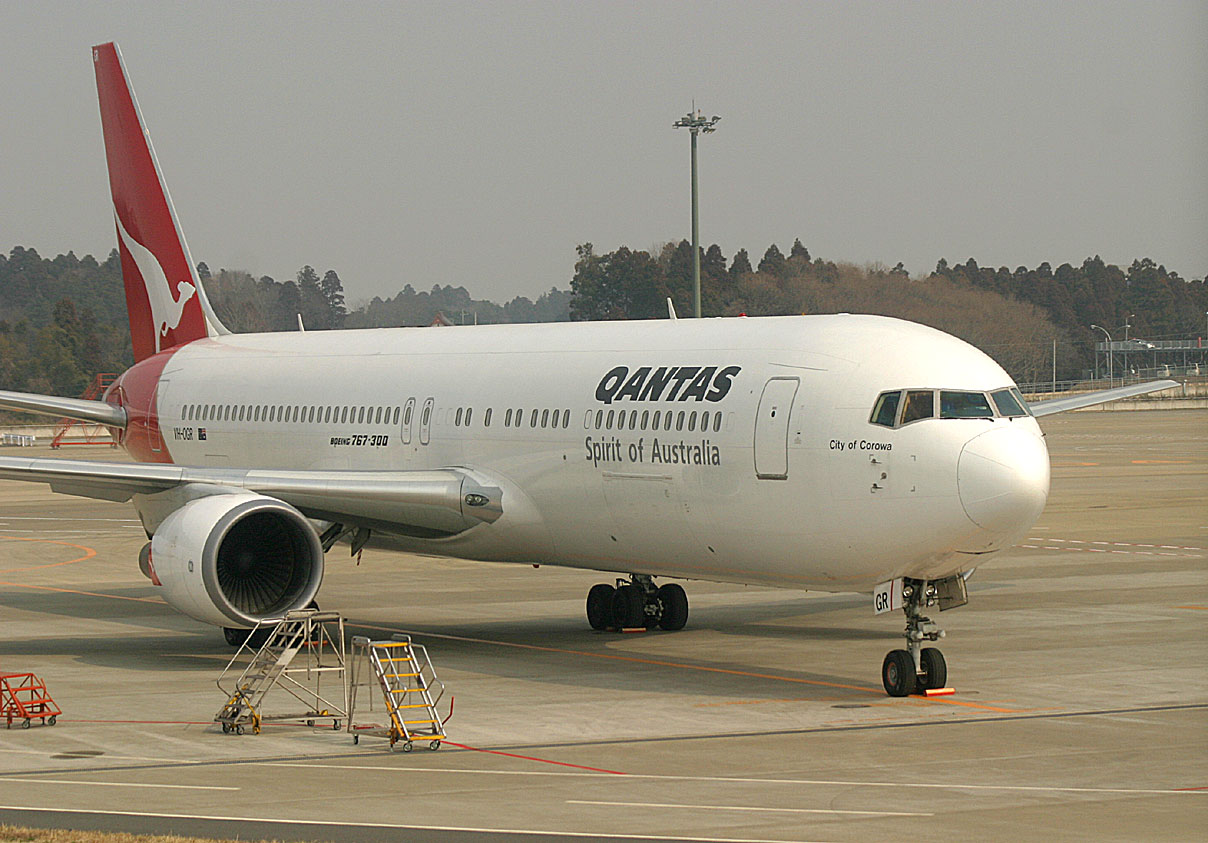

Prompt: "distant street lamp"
[1091,324,1112,387]
[673,108,720,318]
[1123,314,1135,379]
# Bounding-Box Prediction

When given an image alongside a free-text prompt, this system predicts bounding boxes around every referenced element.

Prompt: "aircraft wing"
[0,456,502,536]
[1027,379,1179,417]
[0,389,127,428]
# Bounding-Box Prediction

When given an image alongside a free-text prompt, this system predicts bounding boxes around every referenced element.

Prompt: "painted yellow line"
[0,535,97,574]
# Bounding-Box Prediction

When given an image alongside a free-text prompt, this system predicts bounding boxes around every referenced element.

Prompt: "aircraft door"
[419,397,433,445]
[400,397,415,445]
[754,377,799,479]
[148,379,168,453]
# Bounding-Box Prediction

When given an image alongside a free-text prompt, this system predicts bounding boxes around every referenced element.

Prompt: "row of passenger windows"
[183,403,402,426]
[446,406,575,430]
[869,387,1030,428]
[589,407,724,434]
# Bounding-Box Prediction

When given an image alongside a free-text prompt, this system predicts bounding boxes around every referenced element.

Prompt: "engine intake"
[148,492,323,628]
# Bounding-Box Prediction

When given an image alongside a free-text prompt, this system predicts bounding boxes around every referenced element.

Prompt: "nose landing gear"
[882,577,957,697]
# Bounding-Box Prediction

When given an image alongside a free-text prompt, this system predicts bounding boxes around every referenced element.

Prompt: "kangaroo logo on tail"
[115,210,197,354]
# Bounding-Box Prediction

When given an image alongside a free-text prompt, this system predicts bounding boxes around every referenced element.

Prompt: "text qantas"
[595,365,741,405]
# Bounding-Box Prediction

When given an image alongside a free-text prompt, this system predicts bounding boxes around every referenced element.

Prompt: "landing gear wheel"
[611,584,646,629]
[657,583,689,631]
[918,647,947,690]
[587,583,616,630]
[882,649,917,697]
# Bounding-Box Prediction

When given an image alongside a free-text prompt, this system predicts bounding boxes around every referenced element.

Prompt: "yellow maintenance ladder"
[348,634,449,751]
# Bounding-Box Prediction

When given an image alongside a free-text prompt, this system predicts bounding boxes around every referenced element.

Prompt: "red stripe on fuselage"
[106,346,182,464]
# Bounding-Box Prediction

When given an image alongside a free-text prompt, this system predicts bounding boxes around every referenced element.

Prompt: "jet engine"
[146,492,323,628]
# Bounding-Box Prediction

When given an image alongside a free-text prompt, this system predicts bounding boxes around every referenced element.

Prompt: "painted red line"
[443,741,626,775]
[1174,786,1208,791]
[59,719,215,726]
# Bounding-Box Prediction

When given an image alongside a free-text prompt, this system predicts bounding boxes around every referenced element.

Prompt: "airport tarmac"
[0,409,1204,842]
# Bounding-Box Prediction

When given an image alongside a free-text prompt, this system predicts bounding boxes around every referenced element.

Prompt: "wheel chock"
[922,687,955,697]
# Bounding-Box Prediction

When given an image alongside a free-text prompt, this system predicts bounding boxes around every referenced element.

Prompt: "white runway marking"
[262,762,1205,795]
[0,806,826,843]
[0,778,237,791]
[568,800,931,817]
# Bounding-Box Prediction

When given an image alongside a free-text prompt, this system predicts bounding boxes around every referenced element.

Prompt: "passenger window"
[541,409,549,428]
[485,408,493,427]
[676,411,685,431]
[465,408,473,426]
[530,409,538,427]
[940,391,994,419]
[713,412,722,432]
[455,407,463,426]
[900,390,934,424]
[392,407,400,425]
[664,412,673,431]
[606,410,615,429]
[688,412,696,432]
[871,391,901,427]
[550,409,559,428]
[641,410,649,430]
[652,410,661,429]
[563,410,570,429]
[629,412,638,430]
[340,407,348,424]
[991,388,1027,417]
[617,410,626,429]
[505,408,513,427]
[595,410,603,429]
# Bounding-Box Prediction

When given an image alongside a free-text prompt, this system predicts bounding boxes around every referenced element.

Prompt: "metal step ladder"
[215,609,348,735]
[348,634,449,751]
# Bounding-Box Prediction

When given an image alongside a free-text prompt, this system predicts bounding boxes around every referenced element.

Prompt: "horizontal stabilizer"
[1028,379,1179,417]
[0,390,127,428]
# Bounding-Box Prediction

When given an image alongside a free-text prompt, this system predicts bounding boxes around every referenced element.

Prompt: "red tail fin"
[93,42,225,362]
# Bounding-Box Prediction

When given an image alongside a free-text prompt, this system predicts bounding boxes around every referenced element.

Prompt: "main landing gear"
[586,575,689,632]
[882,577,958,697]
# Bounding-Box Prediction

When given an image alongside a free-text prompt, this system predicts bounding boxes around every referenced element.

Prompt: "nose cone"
[958,426,1050,536]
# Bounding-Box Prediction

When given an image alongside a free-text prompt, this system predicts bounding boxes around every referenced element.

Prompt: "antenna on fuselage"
[667,298,678,320]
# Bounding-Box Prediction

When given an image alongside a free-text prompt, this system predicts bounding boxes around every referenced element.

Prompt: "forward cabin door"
[754,377,798,479]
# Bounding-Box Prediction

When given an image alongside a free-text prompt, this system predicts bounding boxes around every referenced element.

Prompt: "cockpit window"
[870,390,901,427]
[900,390,935,424]
[940,390,994,419]
[991,388,1028,417]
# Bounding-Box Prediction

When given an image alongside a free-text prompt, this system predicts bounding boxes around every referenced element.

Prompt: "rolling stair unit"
[348,635,449,751]
[215,609,348,735]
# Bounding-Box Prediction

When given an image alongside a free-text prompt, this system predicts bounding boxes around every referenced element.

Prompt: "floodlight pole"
[673,109,720,318]
[1091,324,1112,388]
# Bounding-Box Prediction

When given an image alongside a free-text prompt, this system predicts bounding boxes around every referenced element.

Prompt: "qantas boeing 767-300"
[0,43,1176,695]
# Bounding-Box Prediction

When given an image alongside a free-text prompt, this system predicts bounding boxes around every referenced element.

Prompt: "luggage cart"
[348,635,450,751]
[2,672,61,729]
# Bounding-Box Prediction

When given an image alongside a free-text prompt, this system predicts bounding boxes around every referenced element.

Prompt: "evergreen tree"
[729,248,752,277]
[789,238,810,262]
[758,244,786,276]
[321,269,347,328]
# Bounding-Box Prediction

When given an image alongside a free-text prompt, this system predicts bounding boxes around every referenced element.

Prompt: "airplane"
[0,43,1177,697]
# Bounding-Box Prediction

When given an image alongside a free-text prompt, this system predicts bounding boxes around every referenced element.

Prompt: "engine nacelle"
[148,492,323,628]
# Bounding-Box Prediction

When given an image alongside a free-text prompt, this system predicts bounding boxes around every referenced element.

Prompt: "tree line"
[2,241,1204,405]
[570,240,1208,382]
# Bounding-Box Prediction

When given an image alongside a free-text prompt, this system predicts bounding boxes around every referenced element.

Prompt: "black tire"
[919,647,947,690]
[657,583,689,631]
[353,734,359,745]
[882,649,917,697]
[21,719,31,730]
[223,627,250,647]
[586,584,616,630]
[611,584,646,629]
[47,715,57,726]
[402,741,414,753]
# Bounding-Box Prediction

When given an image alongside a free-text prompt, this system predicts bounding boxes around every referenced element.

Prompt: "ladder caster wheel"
[235,725,244,735]
[306,719,315,727]
[47,715,57,726]
[429,740,441,751]
[353,734,359,745]
[402,741,413,753]
[21,719,31,729]
[332,720,341,731]
[221,723,230,734]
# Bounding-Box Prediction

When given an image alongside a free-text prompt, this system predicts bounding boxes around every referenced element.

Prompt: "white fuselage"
[140,314,1049,592]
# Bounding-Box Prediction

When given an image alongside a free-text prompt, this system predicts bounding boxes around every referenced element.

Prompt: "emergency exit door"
[754,377,798,479]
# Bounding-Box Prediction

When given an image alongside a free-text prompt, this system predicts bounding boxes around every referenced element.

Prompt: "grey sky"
[3,1,1205,306]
